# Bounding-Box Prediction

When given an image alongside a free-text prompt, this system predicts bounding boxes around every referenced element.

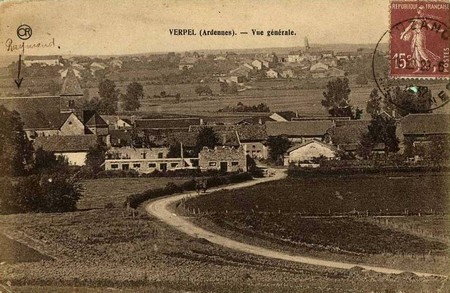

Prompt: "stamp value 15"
[390,1,449,79]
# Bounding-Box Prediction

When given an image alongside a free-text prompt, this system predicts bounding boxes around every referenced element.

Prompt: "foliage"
[167,143,191,158]
[98,79,119,114]
[218,102,270,113]
[355,73,368,85]
[33,147,68,173]
[322,78,359,119]
[123,81,143,111]
[266,136,292,164]
[366,88,382,117]
[195,127,219,154]
[195,85,213,96]
[0,171,82,214]
[0,106,33,176]
[126,172,252,209]
[405,135,450,166]
[85,143,106,174]
[367,115,399,155]
[386,86,433,116]
[219,81,238,94]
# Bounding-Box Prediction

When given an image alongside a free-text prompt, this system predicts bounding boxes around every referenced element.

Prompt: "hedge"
[125,172,253,209]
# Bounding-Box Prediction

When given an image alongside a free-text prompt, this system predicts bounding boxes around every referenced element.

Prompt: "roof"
[286,140,337,153]
[400,114,450,135]
[266,121,333,137]
[21,111,72,130]
[34,135,98,152]
[84,111,108,127]
[272,111,298,121]
[24,55,60,60]
[238,116,275,125]
[60,68,83,96]
[167,131,198,147]
[332,120,371,145]
[236,125,267,141]
[135,118,201,130]
[109,129,133,146]
[0,96,61,115]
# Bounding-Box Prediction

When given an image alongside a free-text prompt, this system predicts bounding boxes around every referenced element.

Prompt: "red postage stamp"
[390,1,449,79]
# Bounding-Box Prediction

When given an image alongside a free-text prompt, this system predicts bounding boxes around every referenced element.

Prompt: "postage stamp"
[390,1,450,79]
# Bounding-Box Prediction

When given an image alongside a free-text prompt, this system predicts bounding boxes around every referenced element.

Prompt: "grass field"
[185,173,449,215]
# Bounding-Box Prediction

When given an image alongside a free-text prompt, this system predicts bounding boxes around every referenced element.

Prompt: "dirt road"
[145,169,445,278]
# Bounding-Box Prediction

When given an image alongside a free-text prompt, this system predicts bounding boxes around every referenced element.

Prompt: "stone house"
[199,146,247,172]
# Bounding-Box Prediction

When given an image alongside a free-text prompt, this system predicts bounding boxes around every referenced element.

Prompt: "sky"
[0,0,389,56]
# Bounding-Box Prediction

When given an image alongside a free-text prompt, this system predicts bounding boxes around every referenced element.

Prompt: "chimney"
[295,110,299,118]
[392,110,396,118]
[200,118,204,125]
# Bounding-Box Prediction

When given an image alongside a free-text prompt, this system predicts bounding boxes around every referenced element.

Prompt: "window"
[122,164,129,171]
[209,161,217,166]
[171,163,178,168]
[148,163,157,168]
[231,161,239,166]
[141,153,146,159]
[111,164,119,169]
[133,163,141,168]
[158,152,163,158]
[252,145,256,148]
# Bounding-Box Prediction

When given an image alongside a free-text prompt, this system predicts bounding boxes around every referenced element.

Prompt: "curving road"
[145,169,445,278]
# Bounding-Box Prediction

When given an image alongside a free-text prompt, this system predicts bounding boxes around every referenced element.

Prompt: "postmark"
[16,24,32,40]
[372,10,450,113]
[390,1,449,79]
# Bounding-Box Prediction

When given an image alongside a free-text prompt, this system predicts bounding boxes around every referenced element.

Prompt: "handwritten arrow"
[14,55,23,88]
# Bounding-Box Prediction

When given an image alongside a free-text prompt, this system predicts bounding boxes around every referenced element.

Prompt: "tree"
[266,136,292,164]
[366,89,383,117]
[219,81,238,94]
[195,85,213,96]
[355,73,368,85]
[123,82,143,111]
[33,147,68,173]
[0,106,33,176]
[366,115,400,157]
[385,86,433,117]
[322,78,358,118]
[85,143,106,174]
[195,127,219,154]
[167,143,190,158]
[98,79,119,114]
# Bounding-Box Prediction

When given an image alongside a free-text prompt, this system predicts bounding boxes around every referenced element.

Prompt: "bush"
[125,172,253,209]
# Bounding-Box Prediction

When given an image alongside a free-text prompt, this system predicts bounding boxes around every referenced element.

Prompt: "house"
[266,69,279,79]
[107,147,169,160]
[310,62,329,72]
[83,110,109,136]
[266,120,333,143]
[321,57,338,67]
[60,68,81,79]
[321,50,334,58]
[23,55,61,67]
[101,115,134,129]
[238,115,275,125]
[331,120,371,153]
[109,129,133,147]
[110,59,123,69]
[229,65,252,78]
[236,125,268,159]
[288,51,303,63]
[328,67,346,77]
[283,140,337,166]
[280,69,295,78]
[397,113,450,148]
[134,118,201,131]
[214,56,227,61]
[269,111,298,122]
[335,52,351,61]
[33,135,98,166]
[251,59,264,70]
[199,146,247,172]
[242,63,254,70]
[60,68,84,113]
[104,157,198,173]
[90,62,107,74]
[22,111,86,139]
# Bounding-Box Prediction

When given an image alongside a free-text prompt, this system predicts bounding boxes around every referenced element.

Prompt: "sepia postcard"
[0,0,449,292]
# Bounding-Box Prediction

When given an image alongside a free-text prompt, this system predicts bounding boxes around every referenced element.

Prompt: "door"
[220,162,228,172]
[160,163,167,172]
